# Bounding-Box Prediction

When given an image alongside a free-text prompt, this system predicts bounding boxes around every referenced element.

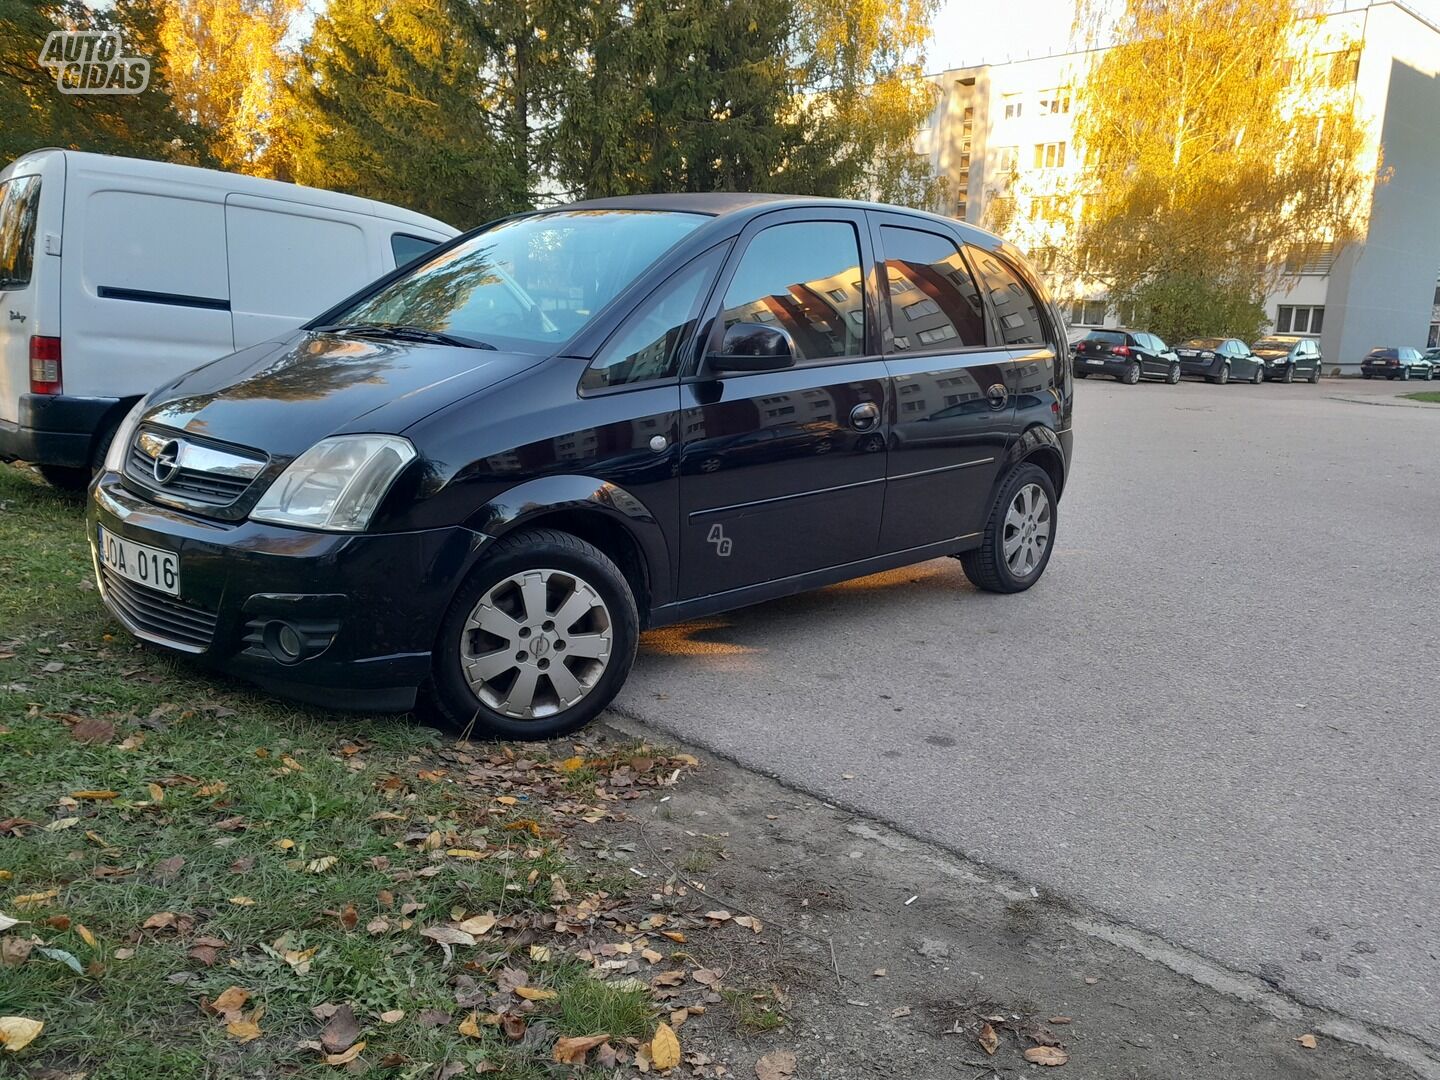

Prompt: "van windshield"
[0,175,42,290]
[324,209,706,352]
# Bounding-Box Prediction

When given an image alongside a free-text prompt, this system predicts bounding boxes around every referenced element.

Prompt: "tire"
[1310,365,1321,384]
[1251,365,1264,385]
[1401,368,1410,381]
[1120,361,1140,385]
[1213,363,1230,385]
[1362,372,1372,379]
[1167,363,1181,385]
[428,528,639,740]
[36,464,91,491]
[1282,364,1294,384]
[959,463,1057,594]
[1074,371,1089,379]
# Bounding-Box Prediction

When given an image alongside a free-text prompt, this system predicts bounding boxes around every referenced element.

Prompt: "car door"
[676,211,888,599]
[869,216,1015,552]
[1232,339,1259,379]
[1136,333,1163,376]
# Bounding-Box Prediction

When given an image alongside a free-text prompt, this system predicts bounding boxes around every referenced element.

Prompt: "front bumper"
[1260,360,1293,380]
[0,394,121,467]
[87,472,490,711]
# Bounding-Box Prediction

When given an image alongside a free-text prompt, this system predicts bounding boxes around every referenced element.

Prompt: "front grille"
[126,444,254,505]
[100,566,219,651]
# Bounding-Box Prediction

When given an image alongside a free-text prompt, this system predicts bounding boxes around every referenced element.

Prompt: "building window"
[1284,242,1336,276]
[828,288,847,302]
[961,106,974,136]
[1003,96,1022,119]
[918,325,959,345]
[1039,91,1070,114]
[1033,142,1066,168]
[1071,299,1107,326]
[1329,48,1360,86]
[1276,304,1325,334]
[995,146,1018,173]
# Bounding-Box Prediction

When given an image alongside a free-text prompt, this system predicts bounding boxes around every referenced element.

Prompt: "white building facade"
[914,0,1440,370]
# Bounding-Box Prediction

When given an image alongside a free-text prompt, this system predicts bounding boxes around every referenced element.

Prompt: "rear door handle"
[987,382,1009,409]
[849,402,880,431]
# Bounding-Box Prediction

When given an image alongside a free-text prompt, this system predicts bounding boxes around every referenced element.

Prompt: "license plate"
[97,525,180,596]
[1086,358,1104,365]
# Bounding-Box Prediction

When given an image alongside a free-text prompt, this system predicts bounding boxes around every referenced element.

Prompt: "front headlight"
[103,399,149,473]
[1200,350,1215,359]
[250,435,417,532]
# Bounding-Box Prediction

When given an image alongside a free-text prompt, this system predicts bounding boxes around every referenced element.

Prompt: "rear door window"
[0,175,42,290]
[966,247,1047,347]
[878,226,988,352]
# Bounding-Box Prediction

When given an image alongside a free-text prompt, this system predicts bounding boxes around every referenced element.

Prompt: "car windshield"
[1179,338,1223,348]
[1252,339,1292,350]
[325,209,706,352]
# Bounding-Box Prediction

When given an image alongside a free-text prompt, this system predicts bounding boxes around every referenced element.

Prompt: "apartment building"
[915,0,1440,369]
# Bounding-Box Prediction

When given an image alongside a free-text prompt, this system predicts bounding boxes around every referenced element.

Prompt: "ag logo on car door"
[706,524,733,557]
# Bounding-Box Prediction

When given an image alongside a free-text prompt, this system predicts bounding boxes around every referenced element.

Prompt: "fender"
[989,423,1068,506]
[464,474,674,608]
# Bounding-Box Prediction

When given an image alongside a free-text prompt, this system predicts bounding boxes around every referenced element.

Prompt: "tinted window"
[1366,348,1396,359]
[1083,330,1125,345]
[391,233,441,268]
[0,175,42,289]
[719,221,865,363]
[967,247,1046,346]
[333,210,704,351]
[583,248,723,391]
[879,226,987,351]
[1181,338,1224,349]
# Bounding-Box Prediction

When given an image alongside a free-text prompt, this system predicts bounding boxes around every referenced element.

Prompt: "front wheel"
[1310,365,1321,384]
[1282,364,1294,384]
[1074,371,1089,379]
[1362,372,1372,379]
[1251,365,1264,385]
[959,463,1057,594]
[36,464,91,491]
[1167,363,1181,385]
[429,528,639,740]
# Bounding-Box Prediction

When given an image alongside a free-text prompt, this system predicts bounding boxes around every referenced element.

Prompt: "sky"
[927,0,1440,71]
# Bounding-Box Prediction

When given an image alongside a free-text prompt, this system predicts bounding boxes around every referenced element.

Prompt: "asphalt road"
[617,375,1440,1048]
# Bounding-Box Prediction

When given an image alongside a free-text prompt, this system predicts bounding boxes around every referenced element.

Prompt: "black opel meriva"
[87,195,1074,738]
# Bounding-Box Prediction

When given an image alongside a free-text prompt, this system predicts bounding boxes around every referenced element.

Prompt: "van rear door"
[0,152,63,425]
[224,194,373,349]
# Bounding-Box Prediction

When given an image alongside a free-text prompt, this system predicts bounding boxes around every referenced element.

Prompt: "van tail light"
[29,336,63,395]
[1113,344,1131,356]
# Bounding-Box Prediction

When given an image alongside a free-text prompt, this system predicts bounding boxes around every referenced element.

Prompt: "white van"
[0,150,457,488]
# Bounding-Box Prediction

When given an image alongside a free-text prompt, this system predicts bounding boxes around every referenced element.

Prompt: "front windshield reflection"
[333,209,705,352]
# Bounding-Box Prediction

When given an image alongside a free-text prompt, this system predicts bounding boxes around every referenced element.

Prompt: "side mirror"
[707,322,796,373]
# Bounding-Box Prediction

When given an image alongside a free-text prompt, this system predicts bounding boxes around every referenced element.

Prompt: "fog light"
[278,624,303,658]
[262,620,304,662]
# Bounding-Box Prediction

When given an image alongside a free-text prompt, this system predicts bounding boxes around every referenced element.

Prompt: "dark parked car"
[1072,329,1180,384]
[1174,337,1264,384]
[87,195,1074,738]
[1360,347,1433,380]
[1251,335,1323,383]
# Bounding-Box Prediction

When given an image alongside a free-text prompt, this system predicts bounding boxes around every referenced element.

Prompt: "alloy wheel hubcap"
[459,568,612,720]
[1003,483,1052,578]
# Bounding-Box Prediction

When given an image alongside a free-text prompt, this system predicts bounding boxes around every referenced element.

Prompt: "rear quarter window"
[0,175,42,289]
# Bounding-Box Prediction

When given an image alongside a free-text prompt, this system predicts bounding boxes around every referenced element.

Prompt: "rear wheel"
[1120,361,1141,385]
[1167,363,1181,385]
[959,463,1057,594]
[1074,371,1089,379]
[36,464,90,492]
[1213,363,1231,385]
[429,528,639,740]
[1401,368,1411,381]
[1362,372,1372,379]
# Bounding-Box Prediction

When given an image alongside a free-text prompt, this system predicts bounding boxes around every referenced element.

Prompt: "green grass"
[0,463,675,1078]
[719,987,787,1034]
[1400,390,1440,403]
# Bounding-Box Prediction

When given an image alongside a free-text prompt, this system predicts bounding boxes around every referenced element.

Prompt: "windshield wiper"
[314,322,496,350]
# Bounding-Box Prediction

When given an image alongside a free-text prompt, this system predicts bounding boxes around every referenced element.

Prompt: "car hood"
[143,333,546,458]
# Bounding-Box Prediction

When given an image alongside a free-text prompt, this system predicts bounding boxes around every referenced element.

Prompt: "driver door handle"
[849,402,880,431]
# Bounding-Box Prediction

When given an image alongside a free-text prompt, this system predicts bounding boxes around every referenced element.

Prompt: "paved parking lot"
[618,376,1440,1047]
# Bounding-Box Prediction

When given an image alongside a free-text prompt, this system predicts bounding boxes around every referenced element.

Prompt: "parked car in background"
[1072,328,1180,384]
[1251,335,1323,383]
[0,150,457,490]
[87,195,1073,738]
[1174,337,1264,384]
[1360,347,1434,380]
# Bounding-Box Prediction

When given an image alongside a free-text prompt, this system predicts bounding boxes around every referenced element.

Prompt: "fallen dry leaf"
[70,718,115,744]
[226,1009,263,1043]
[0,1016,44,1052]
[75,924,96,948]
[0,914,22,933]
[1024,1046,1070,1066]
[420,926,475,948]
[1297,1034,1318,1049]
[979,1022,999,1056]
[553,1033,611,1064]
[755,1049,797,1080]
[378,1009,404,1024]
[514,986,557,1002]
[227,897,256,907]
[650,1022,681,1070]
[325,1040,365,1066]
[306,856,338,874]
[320,1004,361,1054]
[454,914,497,936]
[207,986,251,1020]
[71,790,119,801]
[559,756,586,772]
[458,1012,484,1039]
[142,911,181,930]
[153,856,185,881]
[196,781,227,797]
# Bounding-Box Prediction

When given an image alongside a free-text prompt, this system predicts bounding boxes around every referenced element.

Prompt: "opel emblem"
[153,440,182,485]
